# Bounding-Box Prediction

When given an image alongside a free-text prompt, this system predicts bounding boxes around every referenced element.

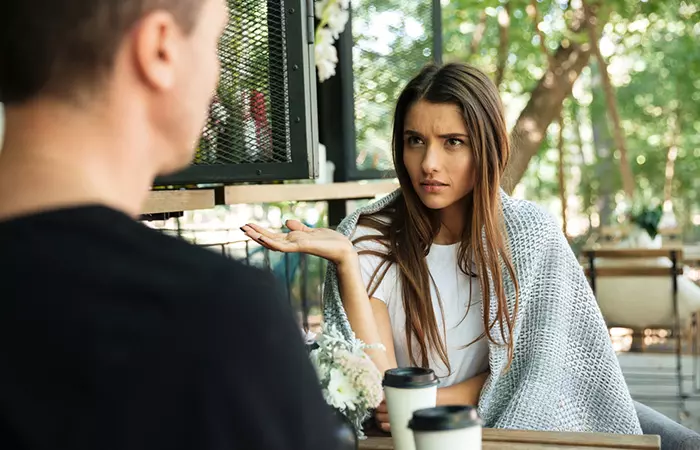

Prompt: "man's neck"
[0,100,159,221]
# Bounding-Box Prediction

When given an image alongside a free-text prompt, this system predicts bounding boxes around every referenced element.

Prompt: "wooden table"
[142,189,216,214]
[359,429,660,449]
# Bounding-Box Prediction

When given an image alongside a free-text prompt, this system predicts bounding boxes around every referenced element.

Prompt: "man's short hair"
[0,1,205,105]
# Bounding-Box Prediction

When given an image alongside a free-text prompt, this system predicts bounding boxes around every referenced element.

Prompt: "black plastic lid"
[408,405,482,432]
[382,367,439,389]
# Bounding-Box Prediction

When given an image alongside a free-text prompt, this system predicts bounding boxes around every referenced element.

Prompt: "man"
[0,1,343,448]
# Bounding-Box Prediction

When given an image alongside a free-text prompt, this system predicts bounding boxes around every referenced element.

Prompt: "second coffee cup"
[409,405,483,450]
[383,367,439,450]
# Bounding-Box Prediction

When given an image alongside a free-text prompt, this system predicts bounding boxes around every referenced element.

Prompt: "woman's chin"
[417,195,451,210]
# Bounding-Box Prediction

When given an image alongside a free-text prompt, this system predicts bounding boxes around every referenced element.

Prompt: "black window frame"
[155,0,318,187]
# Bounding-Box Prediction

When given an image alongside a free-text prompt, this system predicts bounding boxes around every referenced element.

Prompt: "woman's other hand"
[374,399,390,432]
[436,370,489,407]
[241,220,355,266]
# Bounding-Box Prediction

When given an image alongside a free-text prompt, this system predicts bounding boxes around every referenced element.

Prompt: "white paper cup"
[409,405,483,450]
[383,367,439,450]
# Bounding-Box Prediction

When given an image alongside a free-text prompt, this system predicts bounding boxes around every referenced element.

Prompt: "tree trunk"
[528,0,555,67]
[502,42,591,193]
[663,110,680,204]
[557,113,568,238]
[495,3,510,89]
[469,11,488,58]
[583,0,635,200]
[572,101,593,229]
[590,64,615,227]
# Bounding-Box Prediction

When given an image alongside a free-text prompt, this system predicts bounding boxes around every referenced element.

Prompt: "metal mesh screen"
[196,0,292,166]
[352,1,435,172]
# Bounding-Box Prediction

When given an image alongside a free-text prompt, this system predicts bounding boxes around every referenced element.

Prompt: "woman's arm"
[241,220,398,372]
[337,255,398,374]
[437,370,490,406]
[375,369,490,432]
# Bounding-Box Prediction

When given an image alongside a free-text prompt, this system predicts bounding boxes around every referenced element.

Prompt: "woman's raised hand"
[241,220,355,265]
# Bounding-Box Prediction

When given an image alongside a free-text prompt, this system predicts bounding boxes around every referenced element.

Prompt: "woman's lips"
[419,181,448,193]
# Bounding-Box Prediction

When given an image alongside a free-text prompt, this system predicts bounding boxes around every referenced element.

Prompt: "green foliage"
[629,203,663,238]
[614,2,700,207]
[344,0,699,238]
[438,0,699,236]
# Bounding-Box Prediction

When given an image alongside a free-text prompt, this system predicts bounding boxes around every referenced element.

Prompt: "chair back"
[634,401,700,450]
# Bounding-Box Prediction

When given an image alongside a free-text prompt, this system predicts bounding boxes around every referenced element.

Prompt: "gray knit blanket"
[322,188,642,434]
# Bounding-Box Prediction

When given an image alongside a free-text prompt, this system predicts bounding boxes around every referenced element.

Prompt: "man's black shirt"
[0,205,340,449]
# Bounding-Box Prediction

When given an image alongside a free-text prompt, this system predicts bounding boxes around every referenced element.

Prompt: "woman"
[242,63,641,434]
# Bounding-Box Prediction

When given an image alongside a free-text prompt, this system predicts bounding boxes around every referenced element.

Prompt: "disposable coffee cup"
[382,367,439,450]
[409,405,483,450]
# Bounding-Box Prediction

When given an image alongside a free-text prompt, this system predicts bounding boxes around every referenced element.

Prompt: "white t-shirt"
[352,225,489,387]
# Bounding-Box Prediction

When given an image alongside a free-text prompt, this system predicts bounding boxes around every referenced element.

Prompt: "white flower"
[305,322,383,439]
[310,349,330,381]
[302,328,317,345]
[314,0,331,19]
[315,28,336,57]
[325,4,349,39]
[315,28,338,82]
[313,0,351,82]
[316,58,337,82]
[326,368,358,411]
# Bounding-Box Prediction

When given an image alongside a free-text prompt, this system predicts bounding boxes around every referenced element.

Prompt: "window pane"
[352,1,435,172]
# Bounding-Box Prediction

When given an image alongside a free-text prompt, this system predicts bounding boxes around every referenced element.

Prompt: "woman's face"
[402,100,475,211]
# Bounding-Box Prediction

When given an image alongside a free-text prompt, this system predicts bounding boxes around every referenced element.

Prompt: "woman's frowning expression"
[402,100,475,211]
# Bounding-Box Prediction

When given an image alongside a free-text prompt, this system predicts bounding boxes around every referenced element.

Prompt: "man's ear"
[131,11,181,91]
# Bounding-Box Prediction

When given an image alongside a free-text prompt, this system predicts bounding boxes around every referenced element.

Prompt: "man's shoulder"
[150,230,278,295]
[0,204,279,304]
[134,231,288,342]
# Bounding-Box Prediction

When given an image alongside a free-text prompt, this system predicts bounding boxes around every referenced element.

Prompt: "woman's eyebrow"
[438,133,469,139]
[403,130,469,138]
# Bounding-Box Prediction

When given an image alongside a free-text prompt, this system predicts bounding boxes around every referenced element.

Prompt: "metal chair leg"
[671,251,689,418]
[690,312,700,393]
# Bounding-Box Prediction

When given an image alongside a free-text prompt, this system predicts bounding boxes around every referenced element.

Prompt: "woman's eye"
[447,138,464,147]
[406,136,424,146]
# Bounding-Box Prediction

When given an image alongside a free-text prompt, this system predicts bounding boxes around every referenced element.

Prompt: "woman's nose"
[421,144,442,174]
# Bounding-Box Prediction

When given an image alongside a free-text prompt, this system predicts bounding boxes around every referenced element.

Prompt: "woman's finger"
[375,400,388,414]
[248,233,274,249]
[240,225,268,242]
[255,236,300,253]
[285,219,312,232]
[241,230,270,248]
[240,226,286,248]
[240,225,282,249]
[242,223,284,241]
[374,412,389,424]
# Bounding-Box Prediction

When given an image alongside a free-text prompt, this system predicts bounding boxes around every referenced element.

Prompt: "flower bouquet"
[313,0,351,82]
[305,324,384,439]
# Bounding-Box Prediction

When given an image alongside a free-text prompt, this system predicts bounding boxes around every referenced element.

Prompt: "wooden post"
[583,0,635,200]
[558,113,568,238]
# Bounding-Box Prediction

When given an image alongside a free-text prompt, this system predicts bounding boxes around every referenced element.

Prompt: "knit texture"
[322,188,642,434]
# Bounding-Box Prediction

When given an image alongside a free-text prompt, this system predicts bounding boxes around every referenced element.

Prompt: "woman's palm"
[241,220,353,264]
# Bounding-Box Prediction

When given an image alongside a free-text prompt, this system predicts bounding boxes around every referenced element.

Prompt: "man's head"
[0,0,228,174]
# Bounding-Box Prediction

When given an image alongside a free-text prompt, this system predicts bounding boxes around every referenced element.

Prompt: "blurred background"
[1,0,699,432]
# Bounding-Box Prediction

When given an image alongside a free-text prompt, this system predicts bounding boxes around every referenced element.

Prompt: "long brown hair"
[354,63,519,373]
